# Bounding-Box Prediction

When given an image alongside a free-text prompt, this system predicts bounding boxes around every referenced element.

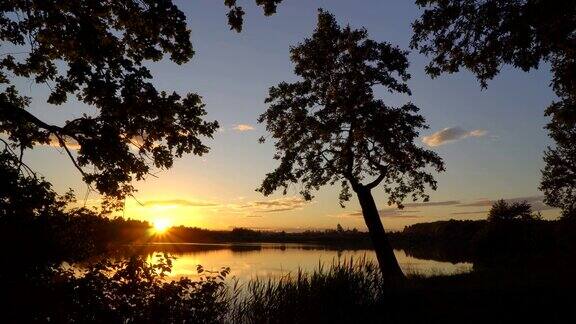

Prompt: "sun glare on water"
[153,219,171,233]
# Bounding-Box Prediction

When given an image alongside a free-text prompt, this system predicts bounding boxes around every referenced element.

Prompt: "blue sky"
[19,0,558,231]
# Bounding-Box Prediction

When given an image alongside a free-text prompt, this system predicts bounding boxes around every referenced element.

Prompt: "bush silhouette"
[487,199,540,222]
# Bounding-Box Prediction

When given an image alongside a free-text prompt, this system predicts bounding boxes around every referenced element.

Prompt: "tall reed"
[226,257,390,323]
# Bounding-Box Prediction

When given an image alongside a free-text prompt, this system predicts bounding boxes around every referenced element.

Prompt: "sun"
[153,219,171,233]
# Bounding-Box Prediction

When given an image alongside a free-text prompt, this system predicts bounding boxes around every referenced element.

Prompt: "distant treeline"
[4,208,575,271]
[0,211,150,267]
[391,219,576,269]
[152,225,372,247]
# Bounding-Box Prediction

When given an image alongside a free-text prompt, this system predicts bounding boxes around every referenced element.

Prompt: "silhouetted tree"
[541,128,576,218]
[258,10,444,281]
[224,0,284,32]
[487,199,539,222]
[411,0,576,218]
[0,147,65,219]
[0,1,221,206]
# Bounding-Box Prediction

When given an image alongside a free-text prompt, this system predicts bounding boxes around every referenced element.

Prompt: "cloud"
[39,133,149,151]
[332,200,459,219]
[423,127,487,147]
[402,200,461,208]
[142,199,218,208]
[456,199,495,208]
[239,197,308,213]
[39,134,81,150]
[457,195,544,208]
[451,211,488,215]
[335,208,422,219]
[379,208,422,218]
[455,195,557,213]
[232,124,255,132]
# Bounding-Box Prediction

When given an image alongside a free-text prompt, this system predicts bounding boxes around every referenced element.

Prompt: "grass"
[11,255,575,323]
[223,257,576,324]
[226,257,387,323]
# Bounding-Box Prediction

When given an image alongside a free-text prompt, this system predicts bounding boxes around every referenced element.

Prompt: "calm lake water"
[131,243,472,281]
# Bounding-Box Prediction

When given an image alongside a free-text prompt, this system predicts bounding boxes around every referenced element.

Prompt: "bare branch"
[56,134,87,179]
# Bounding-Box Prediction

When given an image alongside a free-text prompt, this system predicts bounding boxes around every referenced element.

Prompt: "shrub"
[9,254,230,323]
[487,199,540,222]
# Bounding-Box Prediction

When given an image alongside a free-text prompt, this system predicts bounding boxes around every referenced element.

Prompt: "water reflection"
[133,243,472,281]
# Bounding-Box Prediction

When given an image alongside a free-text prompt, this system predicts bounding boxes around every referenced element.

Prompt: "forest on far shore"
[4,199,575,273]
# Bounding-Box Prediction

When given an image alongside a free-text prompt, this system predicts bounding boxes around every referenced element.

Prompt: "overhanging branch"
[56,134,88,179]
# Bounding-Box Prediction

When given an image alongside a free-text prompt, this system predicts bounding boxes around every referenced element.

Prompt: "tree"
[0,0,296,209]
[541,115,576,219]
[0,145,64,219]
[487,199,539,222]
[257,10,444,281]
[224,0,284,32]
[0,1,223,207]
[411,0,576,218]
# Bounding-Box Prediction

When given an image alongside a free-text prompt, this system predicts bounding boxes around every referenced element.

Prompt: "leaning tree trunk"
[356,186,405,283]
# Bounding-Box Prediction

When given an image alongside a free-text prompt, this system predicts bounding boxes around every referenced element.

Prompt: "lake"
[127,243,473,281]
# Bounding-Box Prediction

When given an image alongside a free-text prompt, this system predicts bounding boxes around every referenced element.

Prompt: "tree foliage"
[411,0,575,88]
[487,199,539,222]
[1,142,151,265]
[224,0,284,32]
[0,146,65,219]
[7,253,230,322]
[411,0,576,217]
[0,0,219,204]
[258,10,444,207]
[541,110,576,218]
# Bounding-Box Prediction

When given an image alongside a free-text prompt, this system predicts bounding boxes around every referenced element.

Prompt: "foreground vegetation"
[2,163,574,322]
[5,254,575,323]
[229,259,576,323]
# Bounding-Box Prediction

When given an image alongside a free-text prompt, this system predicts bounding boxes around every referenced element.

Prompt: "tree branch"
[0,138,37,178]
[56,134,88,179]
[0,101,62,133]
[366,172,386,189]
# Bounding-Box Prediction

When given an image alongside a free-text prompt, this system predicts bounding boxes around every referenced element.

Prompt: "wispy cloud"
[333,200,460,219]
[136,196,308,216]
[38,133,152,151]
[451,211,488,215]
[39,134,81,150]
[232,124,255,132]
[403,200,461,208]
[423,127,487,147]
[142,199,218,208]
[453,195,557,213]
[457,195,544,207]
[379,208,423,218]
[335,208,422,219]
[239,197,308,213]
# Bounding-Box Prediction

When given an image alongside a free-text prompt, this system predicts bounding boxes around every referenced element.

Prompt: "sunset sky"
[19,0,558,231]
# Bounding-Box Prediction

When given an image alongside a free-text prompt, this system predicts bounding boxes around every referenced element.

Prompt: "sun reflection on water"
[141,243,473,282]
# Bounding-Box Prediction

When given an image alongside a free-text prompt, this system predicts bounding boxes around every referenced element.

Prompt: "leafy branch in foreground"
[0,1,219,206]
[224,0,284,32]
[411,0,576,218]
[9,254,231,323]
